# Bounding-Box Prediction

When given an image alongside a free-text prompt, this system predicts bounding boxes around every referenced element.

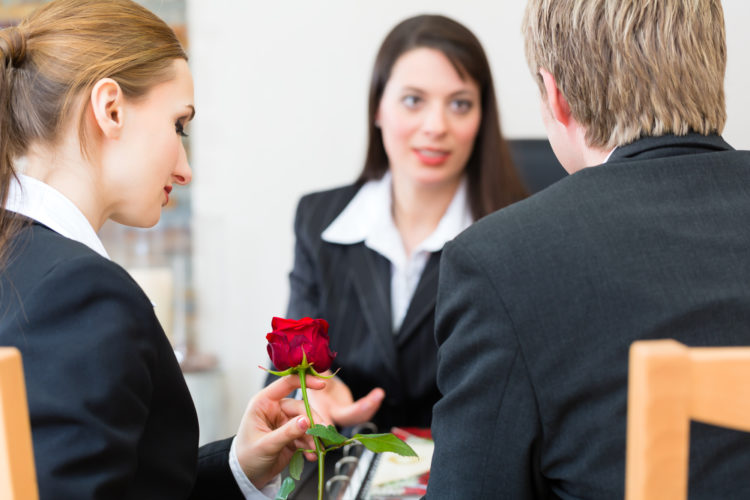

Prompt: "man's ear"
[90,78,125,139]
[539,68,572,127]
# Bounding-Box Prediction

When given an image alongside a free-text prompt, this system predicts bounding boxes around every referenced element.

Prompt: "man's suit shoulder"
[454,172,583,255]
[451,146,750,280]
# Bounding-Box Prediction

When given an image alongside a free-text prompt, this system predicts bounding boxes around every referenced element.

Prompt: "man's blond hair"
[522,0,726,149]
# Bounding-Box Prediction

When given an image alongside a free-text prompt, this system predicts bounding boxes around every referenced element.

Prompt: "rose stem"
[298,369,325,500]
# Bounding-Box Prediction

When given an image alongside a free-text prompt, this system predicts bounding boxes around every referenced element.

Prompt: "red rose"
[266,317,336,372]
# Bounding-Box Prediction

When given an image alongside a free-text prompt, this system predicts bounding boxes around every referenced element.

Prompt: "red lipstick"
[413,148,450,166]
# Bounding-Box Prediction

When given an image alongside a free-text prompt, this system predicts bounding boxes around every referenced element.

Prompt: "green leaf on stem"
[308,366,341,379]
[289,449,304,480]
[353,433,418,457]
[274,476,296,500]
[259,365,296,377]
[307,424,348,447]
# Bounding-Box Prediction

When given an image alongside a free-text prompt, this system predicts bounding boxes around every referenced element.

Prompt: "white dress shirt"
[322,171,473,332]
[604,147,617,163]
[6,174,274,500]
[7,174,110,258]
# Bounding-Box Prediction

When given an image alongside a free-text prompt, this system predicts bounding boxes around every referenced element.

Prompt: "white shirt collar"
[322,171,473,266]
[603,146,617,163]
[6,174,109,259]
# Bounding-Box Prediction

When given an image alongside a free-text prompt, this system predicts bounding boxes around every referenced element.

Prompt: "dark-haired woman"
[285,14,527,431]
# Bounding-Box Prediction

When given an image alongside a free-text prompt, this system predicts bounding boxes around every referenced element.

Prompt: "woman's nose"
[422,104,448,137]
[173,145,192,185]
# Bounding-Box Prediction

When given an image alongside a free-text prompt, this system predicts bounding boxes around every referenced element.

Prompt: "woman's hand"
[308,373,385,428]
[234,374,328,489]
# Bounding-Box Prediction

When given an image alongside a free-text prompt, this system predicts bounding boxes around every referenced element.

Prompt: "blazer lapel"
[348,244,400,378]
[396,252,440,345]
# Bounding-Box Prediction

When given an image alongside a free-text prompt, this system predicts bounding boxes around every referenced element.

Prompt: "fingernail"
[297,416,309,429]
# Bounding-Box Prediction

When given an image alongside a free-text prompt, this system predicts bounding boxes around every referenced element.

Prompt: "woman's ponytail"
[0,26,27,269]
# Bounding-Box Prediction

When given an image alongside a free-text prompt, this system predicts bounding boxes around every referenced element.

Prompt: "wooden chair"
[625,339,750,500]
[0,347,38,500]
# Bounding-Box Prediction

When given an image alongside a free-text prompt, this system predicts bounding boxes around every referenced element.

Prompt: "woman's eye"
[402,95,422,108]
[175,121,189,138]
[450,99,474,114]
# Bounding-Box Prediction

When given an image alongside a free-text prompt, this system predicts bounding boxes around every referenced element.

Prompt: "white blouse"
[6,173,109,258]
[322,171,473,332]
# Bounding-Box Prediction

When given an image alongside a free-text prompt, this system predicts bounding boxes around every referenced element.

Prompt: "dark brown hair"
[358,14,527,220]
[0,0,186,267]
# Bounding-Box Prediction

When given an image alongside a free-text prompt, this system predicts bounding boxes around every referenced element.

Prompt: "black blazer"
[285,184,441,430]
[0,220,243,500]
[427,134,750,499]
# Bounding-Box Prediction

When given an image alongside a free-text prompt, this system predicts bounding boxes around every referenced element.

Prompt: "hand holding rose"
[235,374,327,490]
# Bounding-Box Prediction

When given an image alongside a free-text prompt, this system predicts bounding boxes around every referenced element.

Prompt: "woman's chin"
[110,211,161,229]
[411,172,463,191]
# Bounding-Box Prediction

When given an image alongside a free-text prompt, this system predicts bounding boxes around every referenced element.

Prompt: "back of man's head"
[522,0,726,150]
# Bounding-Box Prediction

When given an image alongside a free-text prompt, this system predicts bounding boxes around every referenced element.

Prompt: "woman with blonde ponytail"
[0,1,322,498]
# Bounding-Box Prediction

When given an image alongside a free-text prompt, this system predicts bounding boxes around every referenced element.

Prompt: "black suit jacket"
[284,184,441,430]
[0,221,243,499]
[427,134,750,499]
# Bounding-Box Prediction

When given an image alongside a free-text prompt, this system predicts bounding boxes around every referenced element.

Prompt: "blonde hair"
[522,0,726,149]
[0,0,186,265]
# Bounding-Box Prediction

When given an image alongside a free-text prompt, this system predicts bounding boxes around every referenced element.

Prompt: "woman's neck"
[390,173,461,257]
[23,142,106,231]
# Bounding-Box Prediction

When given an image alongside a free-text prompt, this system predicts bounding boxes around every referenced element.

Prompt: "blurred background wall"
[184,0,750,439]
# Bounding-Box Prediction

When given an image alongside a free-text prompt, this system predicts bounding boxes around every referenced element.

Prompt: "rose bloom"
[266,317,337,371]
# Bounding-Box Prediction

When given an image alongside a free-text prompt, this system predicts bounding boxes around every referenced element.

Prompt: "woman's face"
[377,47,481,191]
[106,58,194,228]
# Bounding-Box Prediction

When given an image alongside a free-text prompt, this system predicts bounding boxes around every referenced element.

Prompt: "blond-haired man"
[427,1,750,498]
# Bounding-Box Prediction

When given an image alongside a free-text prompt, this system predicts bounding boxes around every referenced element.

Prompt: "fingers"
[280,415,312,443]
[280,398,332,427]
[263,373,326,401]
[304,375,327,391]
[309,403,329,426]
[331,387,385,427]
[234,411,311,488]
[260,414,312,457]
[234,376,330,490]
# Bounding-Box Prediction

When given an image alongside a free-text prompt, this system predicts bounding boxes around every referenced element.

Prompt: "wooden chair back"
[626,339,750,500]
[0,347,38,500]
